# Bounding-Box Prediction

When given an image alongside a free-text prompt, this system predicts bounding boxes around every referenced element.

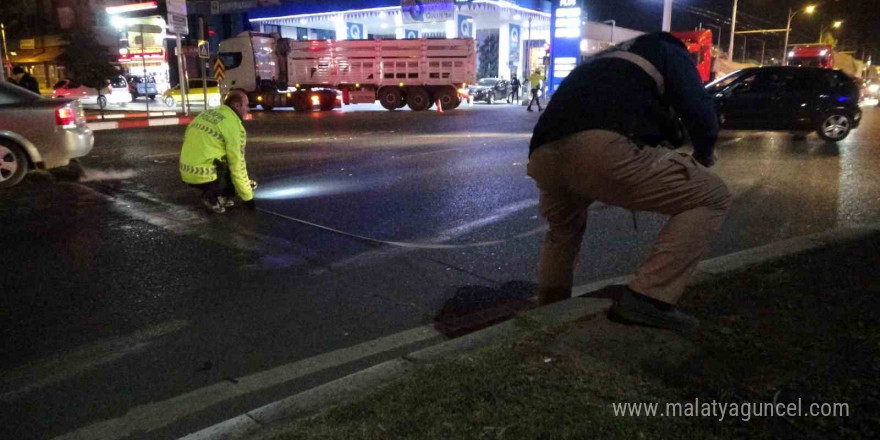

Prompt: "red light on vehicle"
[311,95,320,106]
[55,106,76,126]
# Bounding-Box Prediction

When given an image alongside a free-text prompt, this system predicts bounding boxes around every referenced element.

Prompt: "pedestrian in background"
[527,33,731,332]
[509,74,521,103]
[11,66,41,95]
[526,68,544,112]
[179,89,257,214]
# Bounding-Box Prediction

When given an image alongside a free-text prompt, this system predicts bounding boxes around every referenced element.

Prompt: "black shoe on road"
[610,289,698,333]
[200,196,226,214]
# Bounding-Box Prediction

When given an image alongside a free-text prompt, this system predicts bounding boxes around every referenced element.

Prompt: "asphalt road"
[2,102,879,440]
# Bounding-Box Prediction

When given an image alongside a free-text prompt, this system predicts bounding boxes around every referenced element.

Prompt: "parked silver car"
[0,81,94,188]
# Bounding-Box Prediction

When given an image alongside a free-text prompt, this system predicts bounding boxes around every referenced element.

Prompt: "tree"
[477,33,499,79]
[59,31,120,107]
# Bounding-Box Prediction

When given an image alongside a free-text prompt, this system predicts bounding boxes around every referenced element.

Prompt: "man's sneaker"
[218,196,235,208]
[201,197,226,214]
[609,289,698,333]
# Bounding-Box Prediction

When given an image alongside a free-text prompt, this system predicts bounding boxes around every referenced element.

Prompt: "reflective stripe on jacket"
[179,105,253,201]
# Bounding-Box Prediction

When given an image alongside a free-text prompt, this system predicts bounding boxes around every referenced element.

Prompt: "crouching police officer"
[180,89,257,213]
[527,33,732,332]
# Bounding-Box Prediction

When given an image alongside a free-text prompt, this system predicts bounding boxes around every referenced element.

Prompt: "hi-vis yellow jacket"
[179,105,253,201]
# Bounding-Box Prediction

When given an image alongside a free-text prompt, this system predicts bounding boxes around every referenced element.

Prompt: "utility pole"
[0,23,8,81]
[662,0,672,31]
[198,16,207,111]
[728,0,738,60]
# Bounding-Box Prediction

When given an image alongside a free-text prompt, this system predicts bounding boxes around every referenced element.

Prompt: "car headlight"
[868,84,879,93]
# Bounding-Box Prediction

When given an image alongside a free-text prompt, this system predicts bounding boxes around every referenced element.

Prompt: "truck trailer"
[217,32,476,112]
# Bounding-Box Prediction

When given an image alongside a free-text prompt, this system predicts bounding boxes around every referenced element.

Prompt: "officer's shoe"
[201,196,226,214]
[610,289,698,333]
[218,196,235,208]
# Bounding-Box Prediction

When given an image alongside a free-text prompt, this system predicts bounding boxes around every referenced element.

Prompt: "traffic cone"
[436,99,443,113]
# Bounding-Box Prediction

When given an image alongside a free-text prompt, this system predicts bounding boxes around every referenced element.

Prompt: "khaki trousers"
[527,130,732,305]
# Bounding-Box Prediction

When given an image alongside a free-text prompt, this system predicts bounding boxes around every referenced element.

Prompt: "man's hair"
[12,66,25,74]
[224,89,247,107]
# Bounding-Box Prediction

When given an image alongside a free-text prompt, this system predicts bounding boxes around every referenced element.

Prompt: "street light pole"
[728,0,738,60]
[783,5,816,66]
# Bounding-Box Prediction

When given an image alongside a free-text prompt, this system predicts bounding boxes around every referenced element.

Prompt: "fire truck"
[217,32,476,112]
[671,29,715,83]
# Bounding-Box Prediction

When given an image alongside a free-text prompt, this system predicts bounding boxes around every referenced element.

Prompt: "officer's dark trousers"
[188,159,235,201]
[527,88,541,109]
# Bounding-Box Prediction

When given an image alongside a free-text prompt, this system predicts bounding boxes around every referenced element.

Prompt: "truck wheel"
[406,87,431,111]
[97,96,108,109]
[379,87,403,111]
[164,96,176,107]
[434,88,457,111]
[0,140,29,189]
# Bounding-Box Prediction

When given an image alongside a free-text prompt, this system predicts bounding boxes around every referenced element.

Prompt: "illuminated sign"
[401,0,455,24]
[106,1,158,15]
[549,0,583,92]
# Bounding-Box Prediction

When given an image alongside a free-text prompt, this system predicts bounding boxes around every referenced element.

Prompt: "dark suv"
[707,66,861,142]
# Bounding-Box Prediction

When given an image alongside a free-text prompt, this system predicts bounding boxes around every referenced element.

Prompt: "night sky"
[585,0,879,60]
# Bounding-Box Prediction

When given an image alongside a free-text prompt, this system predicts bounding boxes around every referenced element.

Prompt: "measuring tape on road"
[257,208,546,250]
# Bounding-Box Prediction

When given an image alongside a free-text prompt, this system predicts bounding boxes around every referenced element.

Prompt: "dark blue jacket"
[529,33,718,159]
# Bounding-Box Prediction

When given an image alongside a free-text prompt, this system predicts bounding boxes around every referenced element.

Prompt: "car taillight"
[55,106,76,127]
[311,95,320,106]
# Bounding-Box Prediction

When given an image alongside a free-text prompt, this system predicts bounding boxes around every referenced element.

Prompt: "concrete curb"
[177,223,880,440]
[88,116,193,131]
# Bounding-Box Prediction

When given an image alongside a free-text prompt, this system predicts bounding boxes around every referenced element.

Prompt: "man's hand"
[243,200,257,210]
[693,152,717,168]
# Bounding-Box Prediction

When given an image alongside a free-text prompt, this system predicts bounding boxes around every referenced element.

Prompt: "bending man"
[527,33,732,332]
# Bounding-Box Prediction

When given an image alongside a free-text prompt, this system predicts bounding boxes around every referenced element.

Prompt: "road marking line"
[51,325,443,440]
[1,319,189,403]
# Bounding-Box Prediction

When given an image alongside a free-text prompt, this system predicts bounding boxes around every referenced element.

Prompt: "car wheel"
[0,141,29,189]
[817,114,851,142]
[148,95,156,100]
[208,96,221,107]
[164,96,176,107]
[97,95,108,109]
[487,94,494,105]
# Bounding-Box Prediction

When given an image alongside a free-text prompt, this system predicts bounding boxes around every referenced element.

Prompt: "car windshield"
[0,81,44,104]
[53,80,68,89]
[477,79,497,86]
[111,77,128,88]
